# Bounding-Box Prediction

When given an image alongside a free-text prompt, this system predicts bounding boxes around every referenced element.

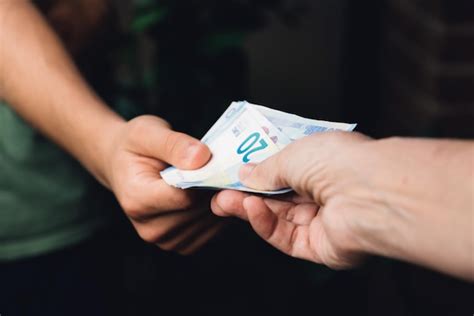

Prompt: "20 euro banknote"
[161,101,356,194]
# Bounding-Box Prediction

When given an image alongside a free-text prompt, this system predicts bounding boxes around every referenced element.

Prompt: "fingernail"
[239,163,256,181]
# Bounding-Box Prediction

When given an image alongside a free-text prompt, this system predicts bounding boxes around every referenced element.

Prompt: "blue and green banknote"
[161,101,356,194]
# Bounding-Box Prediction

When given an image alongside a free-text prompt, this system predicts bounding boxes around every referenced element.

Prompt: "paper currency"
[161,101,356,194]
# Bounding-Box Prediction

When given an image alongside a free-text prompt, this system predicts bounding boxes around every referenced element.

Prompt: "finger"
[243,196,316,262]
[156,213,222,253]
[132,205,209,244]
[152,210,209,244]
[239,154,289,191]
[136,119,211,170]
[211,190,250,220]
[263,198,319,225]
[178,221,226,255]
[282,193,316,205]
[264,192,315,205]
[125,180,196,220]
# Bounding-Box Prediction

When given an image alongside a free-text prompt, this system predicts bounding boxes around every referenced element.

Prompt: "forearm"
[359,138,474,280]
[0,1,125,186]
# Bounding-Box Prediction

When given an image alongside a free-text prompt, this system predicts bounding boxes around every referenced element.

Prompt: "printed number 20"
[237,132,268,163]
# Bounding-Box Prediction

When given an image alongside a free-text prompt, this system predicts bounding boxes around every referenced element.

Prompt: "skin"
[0,1,224,254]
[211,132,474,281]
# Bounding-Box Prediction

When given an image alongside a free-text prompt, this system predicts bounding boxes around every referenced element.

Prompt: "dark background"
[226,0,474,315]
[117,1,473,315]
[2,1,472,316]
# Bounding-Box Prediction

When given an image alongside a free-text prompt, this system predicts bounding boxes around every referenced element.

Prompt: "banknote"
[161,101,356,194]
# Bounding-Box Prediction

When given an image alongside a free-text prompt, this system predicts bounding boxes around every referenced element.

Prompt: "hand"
[104,115,224,254]
[211,132,474,280]
[0,2,222,255]
[212,132,371,269]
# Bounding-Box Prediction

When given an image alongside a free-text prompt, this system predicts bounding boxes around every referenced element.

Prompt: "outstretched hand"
[212,132,474,280]
[212,132,370,269]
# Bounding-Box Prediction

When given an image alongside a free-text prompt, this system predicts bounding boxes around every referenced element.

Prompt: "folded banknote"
[161,101,356,194]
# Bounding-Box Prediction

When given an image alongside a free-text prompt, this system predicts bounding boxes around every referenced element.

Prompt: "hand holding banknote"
[104,115,224,254]
[212,132,371,269]
[211,133,474,281]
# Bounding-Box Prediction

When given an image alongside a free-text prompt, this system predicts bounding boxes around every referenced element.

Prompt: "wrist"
[77,104,126,189]
[347,137,474,280]
[327,137,420,261]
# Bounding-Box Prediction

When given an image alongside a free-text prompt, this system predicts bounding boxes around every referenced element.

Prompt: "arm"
[212,132,474,281]
[0,1,122,184]
[0,1,223,254]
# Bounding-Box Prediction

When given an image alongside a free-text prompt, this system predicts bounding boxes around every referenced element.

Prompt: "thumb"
[157,130,211,170]
[239,154,289,191]
[138,120,211,170]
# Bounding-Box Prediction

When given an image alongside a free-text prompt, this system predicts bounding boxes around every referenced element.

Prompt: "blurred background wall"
[242,0,384,137]
[244,0,348,121]
[380,0,474,138]
[241,1,474,315]
[244,0,474,140]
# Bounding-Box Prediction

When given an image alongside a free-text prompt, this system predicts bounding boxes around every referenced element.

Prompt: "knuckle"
[250,164,264,180]
[119,197,142,217]
[137,224,171,244]
[124,208,146,222]
[137,227,160,244]
[285,208,296,222]
[321,130,368,146]
[288,226,300,255]
[119,193,150,221]
[264,153,286,188]
[164,132,184,157]
[153,116,172,129]
[127,117,149,138]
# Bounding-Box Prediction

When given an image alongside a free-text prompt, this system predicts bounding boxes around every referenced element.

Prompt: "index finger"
[244,196,319,262]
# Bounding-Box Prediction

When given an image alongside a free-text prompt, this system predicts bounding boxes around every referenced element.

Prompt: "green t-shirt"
[0,102,107,260]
